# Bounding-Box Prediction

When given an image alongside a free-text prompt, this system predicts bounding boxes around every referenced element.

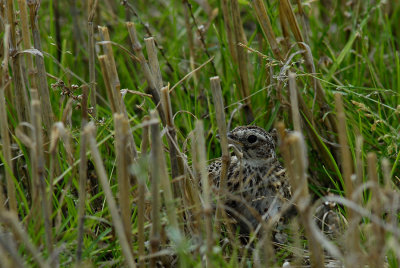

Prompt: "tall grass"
[0,0,399,266]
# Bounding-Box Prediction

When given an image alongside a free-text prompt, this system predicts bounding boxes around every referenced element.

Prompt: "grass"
[0,0,400,267]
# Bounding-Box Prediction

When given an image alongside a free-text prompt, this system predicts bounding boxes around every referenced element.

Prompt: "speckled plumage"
[208,126,292,234]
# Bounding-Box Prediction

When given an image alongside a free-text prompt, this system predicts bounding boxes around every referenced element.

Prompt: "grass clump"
[0,0,400,267]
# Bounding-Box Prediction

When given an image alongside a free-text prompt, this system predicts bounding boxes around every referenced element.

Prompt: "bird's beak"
[216,132,242,146]
[226,132,241,146]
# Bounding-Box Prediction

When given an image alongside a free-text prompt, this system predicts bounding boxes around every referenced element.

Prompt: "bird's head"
[227,126,277,161]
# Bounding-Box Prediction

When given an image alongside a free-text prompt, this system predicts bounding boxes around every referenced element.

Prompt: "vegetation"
[0,0,399,267]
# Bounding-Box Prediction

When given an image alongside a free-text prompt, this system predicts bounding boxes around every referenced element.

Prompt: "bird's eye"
[247,135,257,143]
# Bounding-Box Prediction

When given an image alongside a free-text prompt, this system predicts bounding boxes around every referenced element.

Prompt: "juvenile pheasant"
[208,125,292,235]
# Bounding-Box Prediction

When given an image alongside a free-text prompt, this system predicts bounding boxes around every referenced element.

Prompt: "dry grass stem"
[76,85,89,264]
[288,134,324,268]
[98,26,120,89]
[280,0,337,133]
[145,37,163,90]
[367,153,385,268]
[334,93,354,199]
[279,126,325,267]
[32,100,53,256]
[0,25,14,212]
[28,0,54,131]
[99,52,138,162]
[149,111,162,267]
[209,76,230,235]
[140,115,151,154]
[76,123,88,264]
[193,120,214,266]
[136,116,151,268]
[382,158,391,189]
[182,1,198,84]
[278,2,291,53]
[345,134,363,267]
[6,0,31,125]
[114,113,133,246]
[98,30,139,161]
[252,0,283,61]
[335,93,360,265]
[296,0,310,44]
[0,211,50,268]
[88,0,98,117]
[0,232,23,268]
[288,72,301,132]
[161,86,184,200]
[150,111,180,233]
[279,0,304,47]
[355,135,363,194]
[126,22,166,125]
[85,122,136,268]
[98,55,118,113]
[221,0,238,63]
[293,85,337,175]
[231,0,254,123]
[17,0,37,89]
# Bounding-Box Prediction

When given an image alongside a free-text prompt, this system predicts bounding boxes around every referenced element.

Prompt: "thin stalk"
[334,93,354,199]
[288,72,301,132]
[252,0,283,61]
[210,76,230,237]
[137,116,150,268]
[0,211,50,268]
[76,85,89,264]
[126,22,166,126]
[278,2,291,53]
[160,86,183,197]
[23,89,40,227]
[333,94,359,267]
[148,111,162,268]
[367,153,385,268]
[98,26,120,91]
[221,0,238,63]
[231,0,253,123]
[140,115,150,154]
[280,0,337,133]
[17,0,37,89]
[345,134,363,267]
[114,113,132,246]
[0,233,23,268]
[382,158,391,189]
[32,100,53,256]
[0,25,14,212]
[296,0,310,44]
[149,111,180,232]
[28,0,54,132]
[98,55,117,113]
[98,52,139,165]
[193,120,214,267]
[88,0,98,116]
[144,37,163,90]
[85,122,136,268]
[98,46,138,165]
[182,1,198,84]
[287,133,325,268]
[6,0,31,125]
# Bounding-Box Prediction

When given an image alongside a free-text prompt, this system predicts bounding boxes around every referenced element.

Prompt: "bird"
[208,125,293,237]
